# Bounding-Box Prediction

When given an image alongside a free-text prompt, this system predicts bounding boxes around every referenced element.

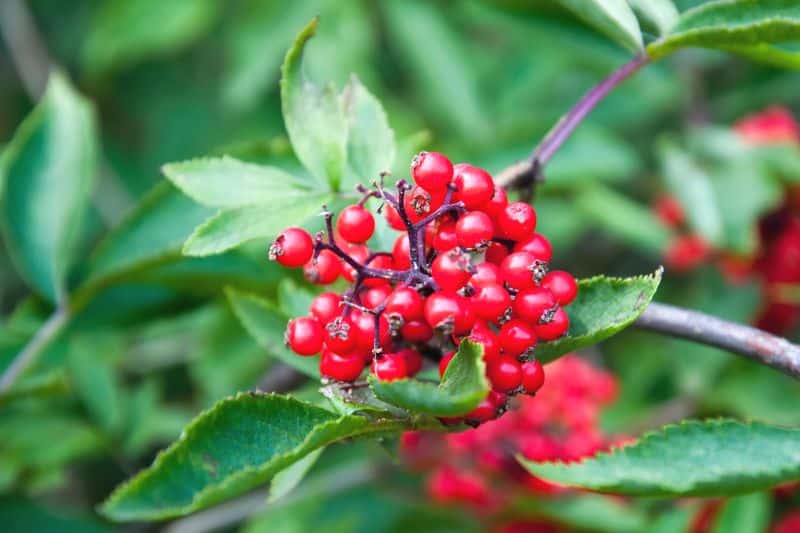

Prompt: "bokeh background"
[2,0,800,531]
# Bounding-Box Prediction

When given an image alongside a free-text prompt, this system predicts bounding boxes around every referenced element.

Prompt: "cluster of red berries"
[401,355,620,514]
[270,152,578,423]
[655,107,800,334]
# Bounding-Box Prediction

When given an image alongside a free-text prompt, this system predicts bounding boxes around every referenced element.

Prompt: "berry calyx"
[336,205,375,244]
[323,315,356,354]
[269,227,313,267]
[535,307,569,341]
[501,251,546,290]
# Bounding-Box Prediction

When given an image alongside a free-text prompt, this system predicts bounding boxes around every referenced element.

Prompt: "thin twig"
[634,302,800,378]
[0,307,70,393]
[495,54,649,189]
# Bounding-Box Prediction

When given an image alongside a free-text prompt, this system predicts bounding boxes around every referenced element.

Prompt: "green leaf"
[226,288,319,378]
[519,493,648,533]
[342,75,396,186]
[556,0,644,53]
[649,0,800,60]
[280,17,347,190]
[521,419,800,497]
[100,394,404,521]
[162,156,312,208]
[83,0,219,75]
[368,339,489,417]
[537,269,663,363]
[68,335,125,435]
[268,447,324,503]
[574,185,671,255]
[712,492,771,533]
[627,0,679,36]
[0,72,97,303]
[721,43,800,70]
[85,182,214,286]
[183,195,329,256]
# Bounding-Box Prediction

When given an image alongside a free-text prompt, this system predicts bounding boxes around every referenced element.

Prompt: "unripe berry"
[270,227,313,267]
[320,350,364,382]
[432,248,473,292]
[456,211,494,249]
[336,205,375,243]
[303,249,341,285]
[412,151,454,191]
[535,307,569,341]
[453,164,495,210]
[513,233,552,262]
[487,356,522,392]
[385,286,425,322]
[498,319,537,357]
[497,202,537,241]
[513,286,557,324]
[541,270,578,306]
[323,315,356,354]
[472,283,511,324]
[309,292,342,324]
[521,360,545,394]
[285,316,323,356]
[372,352,410,381]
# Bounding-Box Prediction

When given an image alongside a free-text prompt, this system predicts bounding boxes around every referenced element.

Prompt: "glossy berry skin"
[286,316,323,356]
[513,286,557,324]
[482,185,508,219]
[401,319,434,343]
[372,353,409,381]
[497,202,537,241]
[310,292,342,324]
[472,283,511,323]
[501,251,540,290]
[498,319,537,357]
[398,348,424,376]
[385,286,425,322]
[270,227,313,267]
[392,234,411,270]
[336,205,375,243]
[439,350,456,378]
[320,350,364,382]
[363,285,392,310]
[425,293,474,335]
[464,321,501,362]
[384,203,406,230]
[521,360,545,393]
[351,311,391,355]
[304,250,341,285]
[465,399,497,423]
[470,262,503,288]
[405,185,445,223]
[514,233,552,262]
[485,241,509,265]
[487,356,522,392]
[432,248,473,292]
[433,220,458,252]
[456,211,494,249]
[363,255,393,288]
[323,315,356,354]
[412,151,453,191]
[541,270,578,306]
[342,244,369,283]
[535,307,569,341]
[453,164,495,209]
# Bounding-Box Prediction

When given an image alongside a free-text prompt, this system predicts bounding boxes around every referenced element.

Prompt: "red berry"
[404,185,445,223]
[372,353,409,381]
[320,350,364,381]
[341,244,369,283]
[385,203,406,230]
[385,286,425,322]
[453,164,495,209]
[482,185,508,219]
[470,262,503,288]
[485,241,509,265]
[336,205,375,244]
[363,254,394,288]
[285,316,323,356]
[464,321,501,362]
[487,356,522,392]
[536,307,569,341]
[456,211,494,249]
[323,315,356,354]
[664,234,710,272]
[432,248,473,292]
[472,283,511,323]
[541,271,578,306]
[433,220,458,252]
[309,292,342,324]
[363,285,392,310]
[513,286,557,324]
[486,390,506,407]
[269,227,313,267]
[521,360,545,393]
[393,234,411,270]
[401,319,434,343]
[513,233,552,262]
[412,151,454,191]
[350,310,391,355]
[439,350,456,378]
[425,293,474,335]
[303,250,341,285]
[501,251,544,290]
[498,319,537,357]
[465,399,497,423]
[653,195,684,228]
[397,348,424,376]
[497,202,536,241]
